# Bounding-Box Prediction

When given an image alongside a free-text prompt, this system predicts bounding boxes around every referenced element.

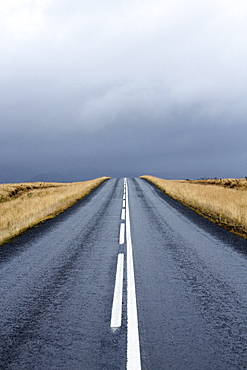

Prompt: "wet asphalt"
[0,178,246,369]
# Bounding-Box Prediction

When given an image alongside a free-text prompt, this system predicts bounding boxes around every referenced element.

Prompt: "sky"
[1,0,247,182]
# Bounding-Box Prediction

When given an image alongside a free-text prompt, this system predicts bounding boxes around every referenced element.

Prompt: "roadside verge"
[0,177,110,245]
[141,175,247,239]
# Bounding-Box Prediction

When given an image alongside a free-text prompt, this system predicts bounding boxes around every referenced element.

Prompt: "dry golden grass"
[0,177,109,245]
[141,175,247,239]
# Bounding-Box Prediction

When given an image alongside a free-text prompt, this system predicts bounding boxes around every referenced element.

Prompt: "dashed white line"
[111,177,141,368]
[110,253,124,330]
[121,208,126,220]
[119,223,125,245]
[126,179,141,370]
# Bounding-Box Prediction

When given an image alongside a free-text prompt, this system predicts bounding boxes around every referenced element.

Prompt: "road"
[0,178,246,369]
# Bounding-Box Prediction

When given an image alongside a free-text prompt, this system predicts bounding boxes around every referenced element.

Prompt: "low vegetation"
[141,175,247,239]
[0,177,109,245]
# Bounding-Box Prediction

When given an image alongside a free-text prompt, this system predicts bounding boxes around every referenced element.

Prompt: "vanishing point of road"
[0,178,246,369]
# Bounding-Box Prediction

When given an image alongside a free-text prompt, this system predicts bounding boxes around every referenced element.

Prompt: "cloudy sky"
[1,0,247,182]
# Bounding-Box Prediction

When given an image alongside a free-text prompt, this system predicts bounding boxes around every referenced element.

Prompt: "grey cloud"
[1,0,247,182]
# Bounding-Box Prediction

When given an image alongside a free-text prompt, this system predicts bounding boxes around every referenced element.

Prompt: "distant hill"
[27,172,70,183]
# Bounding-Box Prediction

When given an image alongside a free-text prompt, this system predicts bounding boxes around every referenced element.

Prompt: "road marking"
[121,208,126,220]
[119,223,125,245]
[123,193,126,200]
[122,200,126,208]
[126,179,141,370]
[110,253,124,330]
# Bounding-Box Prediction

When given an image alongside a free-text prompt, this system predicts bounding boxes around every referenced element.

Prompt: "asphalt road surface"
[0,178,246,369]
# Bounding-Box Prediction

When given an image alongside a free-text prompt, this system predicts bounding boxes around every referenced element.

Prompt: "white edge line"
[110,253,124,329]
[126,180,141,370]
[119,223,125,245]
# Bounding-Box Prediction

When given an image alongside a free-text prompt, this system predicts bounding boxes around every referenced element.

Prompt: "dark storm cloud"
[1,0,247,182]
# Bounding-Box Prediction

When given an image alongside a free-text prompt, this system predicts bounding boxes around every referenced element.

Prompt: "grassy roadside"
[0,177,110,246]
[140,175,247,239]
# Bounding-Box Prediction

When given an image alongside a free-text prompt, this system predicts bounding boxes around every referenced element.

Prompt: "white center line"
[126,179,141,370]
[119,223,125,245]
[122,199,126,208]
[123,193,126,200]
[110,253,124,330]
[121,208,126,220]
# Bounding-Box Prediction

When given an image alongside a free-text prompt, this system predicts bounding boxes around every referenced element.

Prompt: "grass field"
[141,175,247,239]
[0,177,109,245]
